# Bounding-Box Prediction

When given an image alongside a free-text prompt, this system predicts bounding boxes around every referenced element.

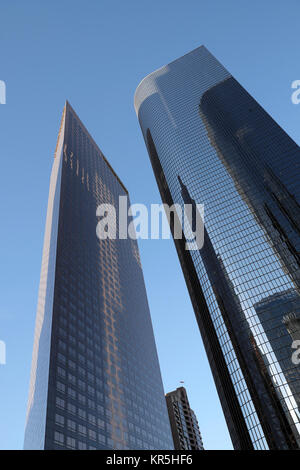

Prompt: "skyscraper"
[134,46,300,449]
[24,102,173,450]
[165,387,204,450]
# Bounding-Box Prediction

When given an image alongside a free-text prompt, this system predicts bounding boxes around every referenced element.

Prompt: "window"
[67,436,76,449]
[56,397,65,409]
[78,424,86,436]
[55,414,65,427]
[67,419,76,432]
[54,431,64,445]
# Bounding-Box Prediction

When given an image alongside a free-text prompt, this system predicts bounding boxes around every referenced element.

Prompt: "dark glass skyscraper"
[135,46,300,449]
[24,102,173,450]
[166,387,204,450]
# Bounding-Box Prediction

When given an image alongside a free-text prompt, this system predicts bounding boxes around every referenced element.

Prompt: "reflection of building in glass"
[166,387,204,450]
[24,102,173,450]
[283,311,300,343]
[179,176,300,448]
[249,332,299,448]
[135,46,300,449]
[254,290,300,438]
[199,76,300,293]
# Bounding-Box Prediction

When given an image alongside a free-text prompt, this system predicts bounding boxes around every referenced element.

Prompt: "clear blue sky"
[1,0,300,450]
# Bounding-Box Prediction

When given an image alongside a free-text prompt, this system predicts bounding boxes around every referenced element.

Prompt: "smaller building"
[165,387,204,450]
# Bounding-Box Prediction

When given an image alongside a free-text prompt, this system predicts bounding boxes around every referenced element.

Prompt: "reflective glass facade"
[254,289,300,430]
[135,46,300,449]
[24,102,173,450]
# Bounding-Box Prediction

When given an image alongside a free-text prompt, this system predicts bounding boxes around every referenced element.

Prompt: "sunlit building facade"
[24,102,173,450]
[135,46,300,449]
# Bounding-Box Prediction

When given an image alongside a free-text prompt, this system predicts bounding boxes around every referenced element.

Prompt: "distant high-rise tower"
[166,387,204,450]
[135,46,300,449]
[24,102,173,450]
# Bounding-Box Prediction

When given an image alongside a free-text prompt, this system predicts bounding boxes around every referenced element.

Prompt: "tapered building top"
[24,102,173,450]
